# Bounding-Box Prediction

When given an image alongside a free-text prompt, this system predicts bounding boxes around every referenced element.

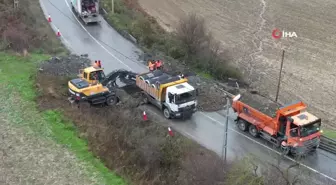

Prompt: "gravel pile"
[39,55,90,76]
[188,76,228,112]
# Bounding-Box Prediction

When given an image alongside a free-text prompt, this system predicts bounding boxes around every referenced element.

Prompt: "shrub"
[131,17,158,47]
[176,13,240,80]
[0,0,64,53]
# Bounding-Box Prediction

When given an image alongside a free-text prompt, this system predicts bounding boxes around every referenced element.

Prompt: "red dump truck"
[232,96,322,156]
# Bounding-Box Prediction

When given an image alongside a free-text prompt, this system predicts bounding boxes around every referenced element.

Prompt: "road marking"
[42,0,336,182]
[39,0,74,52]
[63,0,133,70]
[199,112,336,182]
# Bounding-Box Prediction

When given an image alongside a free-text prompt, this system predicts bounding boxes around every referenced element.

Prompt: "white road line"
[41,0,336,182]
[39,0,73,52]
[199,112,336,182]
[63,0,133,70]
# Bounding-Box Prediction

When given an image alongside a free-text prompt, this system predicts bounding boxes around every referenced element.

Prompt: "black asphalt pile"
[39,55,90,77]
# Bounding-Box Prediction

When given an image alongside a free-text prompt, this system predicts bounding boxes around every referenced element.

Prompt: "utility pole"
[111,0,114,14]
[275,49,285,102]
[221,97,230,162]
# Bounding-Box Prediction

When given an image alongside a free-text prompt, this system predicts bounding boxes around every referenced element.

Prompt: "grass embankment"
[100,0,240,80]
[324,130,336,139]
[0,53,125,185]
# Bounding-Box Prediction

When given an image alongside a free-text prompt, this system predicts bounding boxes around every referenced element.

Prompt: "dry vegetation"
[136,0,336,130]
[101,0,240,81]
[0,0,104,184]
[0,0,64,53]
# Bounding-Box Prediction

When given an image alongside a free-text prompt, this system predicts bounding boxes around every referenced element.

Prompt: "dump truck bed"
[239,93,280,117]
[233,99,280,135]
[136,71,187,101]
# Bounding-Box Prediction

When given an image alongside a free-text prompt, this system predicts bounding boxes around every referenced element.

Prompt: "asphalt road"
[40,0,336,184]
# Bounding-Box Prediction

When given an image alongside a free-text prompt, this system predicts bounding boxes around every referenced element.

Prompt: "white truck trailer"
[71,0,101,24]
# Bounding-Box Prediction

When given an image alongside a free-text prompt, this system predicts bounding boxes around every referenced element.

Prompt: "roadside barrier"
[319,135,336,154]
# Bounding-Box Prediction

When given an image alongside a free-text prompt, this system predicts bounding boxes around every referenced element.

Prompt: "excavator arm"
[101,69,138,88]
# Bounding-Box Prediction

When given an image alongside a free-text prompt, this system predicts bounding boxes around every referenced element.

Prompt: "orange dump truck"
[232,99,322,155]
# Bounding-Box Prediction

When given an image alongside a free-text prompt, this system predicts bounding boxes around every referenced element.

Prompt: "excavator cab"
[80,66,106,85]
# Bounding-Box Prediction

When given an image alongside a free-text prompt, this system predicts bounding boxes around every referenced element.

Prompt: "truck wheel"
[163,108,171,119]
[281,146,290,155]
[106,96,117,106]
[237,119,248,132]
[248,125,259,137]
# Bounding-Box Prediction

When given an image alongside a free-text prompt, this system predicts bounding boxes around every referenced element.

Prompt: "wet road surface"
[40,0,336,183]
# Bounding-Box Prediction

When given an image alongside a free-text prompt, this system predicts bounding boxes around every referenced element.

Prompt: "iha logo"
[272,29,297,39]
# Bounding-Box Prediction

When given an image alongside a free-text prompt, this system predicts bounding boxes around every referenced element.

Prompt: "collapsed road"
[40,0,336,183]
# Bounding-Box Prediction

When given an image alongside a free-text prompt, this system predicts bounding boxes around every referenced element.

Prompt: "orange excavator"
[232,95,322,156]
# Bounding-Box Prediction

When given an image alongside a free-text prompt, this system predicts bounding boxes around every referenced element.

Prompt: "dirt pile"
[39,55,91,76]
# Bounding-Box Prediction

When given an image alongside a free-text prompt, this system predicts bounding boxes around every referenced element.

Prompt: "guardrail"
[319,136,336,154]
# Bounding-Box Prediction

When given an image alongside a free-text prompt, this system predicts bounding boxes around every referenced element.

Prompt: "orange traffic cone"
[56,29,61,37]
[48,15,52,22]
[143,111,147,121]
[168,127,174,136]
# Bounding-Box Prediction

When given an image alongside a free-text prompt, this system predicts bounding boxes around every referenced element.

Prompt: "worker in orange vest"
[155,60,163,70]
[148,61,155,71]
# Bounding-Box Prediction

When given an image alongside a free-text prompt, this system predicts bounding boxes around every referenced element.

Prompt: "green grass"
[0,52,126,185]
[323,129,336,139]
[196,71,213,79]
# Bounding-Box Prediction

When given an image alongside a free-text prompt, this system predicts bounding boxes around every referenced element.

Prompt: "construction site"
[1,0,336,184]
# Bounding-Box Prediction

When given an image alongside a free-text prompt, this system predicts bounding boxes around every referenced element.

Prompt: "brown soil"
[137,0,336,129]
[35,56,233,185]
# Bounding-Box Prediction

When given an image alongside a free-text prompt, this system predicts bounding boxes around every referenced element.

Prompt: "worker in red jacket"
[155,60,163,70]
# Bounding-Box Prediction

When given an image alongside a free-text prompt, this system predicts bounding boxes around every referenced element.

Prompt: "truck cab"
[165,82,197,118]
[78,66,106,84]
[278,110,321,155]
